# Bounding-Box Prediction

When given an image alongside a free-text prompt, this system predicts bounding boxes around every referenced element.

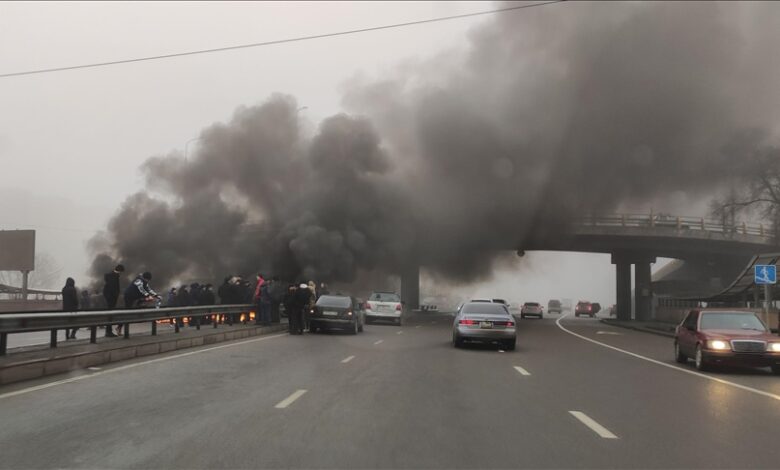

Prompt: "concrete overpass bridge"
[402,213,779,321]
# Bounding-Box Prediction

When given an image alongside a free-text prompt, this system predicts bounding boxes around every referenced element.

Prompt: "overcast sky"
[0,1,672,304]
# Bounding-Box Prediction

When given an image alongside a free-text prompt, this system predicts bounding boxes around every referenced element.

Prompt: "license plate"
[324,311,338,316]
[480,321,492,329]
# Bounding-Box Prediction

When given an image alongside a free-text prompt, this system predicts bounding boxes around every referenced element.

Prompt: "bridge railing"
[579,213,774,239]
[0,304,256,356]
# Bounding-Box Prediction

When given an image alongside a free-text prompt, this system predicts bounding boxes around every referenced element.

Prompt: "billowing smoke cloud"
[91,2,780,288]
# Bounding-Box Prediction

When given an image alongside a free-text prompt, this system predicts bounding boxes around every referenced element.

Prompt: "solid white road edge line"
[513,365,531,376]
[341,355,355,363]
[569,411,618,439]
[373,340,384,345]
[555,315,780,402]
[275,389,307,409]
[0,332,289,401]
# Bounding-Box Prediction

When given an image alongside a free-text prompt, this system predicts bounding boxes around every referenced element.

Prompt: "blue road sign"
[754,265,777,285]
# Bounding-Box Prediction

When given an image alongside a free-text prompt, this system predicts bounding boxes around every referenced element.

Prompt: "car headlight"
[708,340,730,350]
[769,342,780,352]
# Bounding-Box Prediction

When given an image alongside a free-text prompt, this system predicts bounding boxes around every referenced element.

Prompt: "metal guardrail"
[578,213,775,240]
[0,304,255,356]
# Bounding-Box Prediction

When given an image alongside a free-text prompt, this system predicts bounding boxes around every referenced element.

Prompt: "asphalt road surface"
[1,312,779,469]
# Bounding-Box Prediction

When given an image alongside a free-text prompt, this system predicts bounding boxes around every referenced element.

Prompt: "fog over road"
[1,312,778,469]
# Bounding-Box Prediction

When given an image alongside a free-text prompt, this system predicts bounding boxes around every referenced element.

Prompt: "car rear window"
[370,292,401,302]
[492,299,507,304]
[463,303,508,315]
[700,312,767,331]
[525,302,540,307]
[316,296,351,309]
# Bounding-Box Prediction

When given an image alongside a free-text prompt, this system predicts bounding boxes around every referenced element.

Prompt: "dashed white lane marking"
[87,367,102,371]
[341,355,355,363]
[513,365,531,376]
[431,321,437,324]
[555,315,780,402]
[373,340,384,345]
[569,411,618,439]
[415,325,422,329]
[0,333,289,401]
[397,330,403,335]
[275,389,307,409]
[596,331,622,335]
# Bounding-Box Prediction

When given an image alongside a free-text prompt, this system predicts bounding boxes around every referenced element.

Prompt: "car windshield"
[315,296,351,309]
[370,293,400,302]
[462,303,508,315]
[700,312,767,331]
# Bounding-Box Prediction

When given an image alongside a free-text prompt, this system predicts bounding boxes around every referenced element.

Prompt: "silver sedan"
[452,302,516,351]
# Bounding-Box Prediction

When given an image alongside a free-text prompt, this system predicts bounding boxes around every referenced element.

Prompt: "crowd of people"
[61,264,331,339]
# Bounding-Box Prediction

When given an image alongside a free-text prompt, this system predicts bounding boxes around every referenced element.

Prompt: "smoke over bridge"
[90,2,780,288]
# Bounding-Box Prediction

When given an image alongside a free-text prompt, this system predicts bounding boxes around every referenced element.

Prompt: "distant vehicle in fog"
[309,295,365,334]
[453,302,516,351]
[520,302,543,319]
[364,291,403,326]
[547,299,562,314]
[575,301,595,318]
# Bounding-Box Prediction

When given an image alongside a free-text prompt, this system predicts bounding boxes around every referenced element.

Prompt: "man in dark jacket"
[292,283,311,335]
[102,264,125,337]
[62,277,79,339]
[283,284,299,334]
[218,277,231,304]
[121,272,159,334]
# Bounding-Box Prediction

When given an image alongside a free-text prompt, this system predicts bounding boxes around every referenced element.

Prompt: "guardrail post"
[151,321,157,336]
[760,224,765,236]
[0,332,7,356]
[621,214,626,226]
[700,218,705,230]
[649,209,655,227]
[90,326,97,344]
[195,315,201,330]
[676,217,681,230]
[50,329,57,349]
[742,222,747,234]
[123,323,130,339]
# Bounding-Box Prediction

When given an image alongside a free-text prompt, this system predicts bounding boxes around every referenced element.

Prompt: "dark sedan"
[309,295,365,335]
[675,309,780,373]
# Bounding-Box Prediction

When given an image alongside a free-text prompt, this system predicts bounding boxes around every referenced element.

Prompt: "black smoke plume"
[91,2,780,288]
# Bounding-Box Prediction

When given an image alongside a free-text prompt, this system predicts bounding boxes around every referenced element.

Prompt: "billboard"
[0,230,35,271]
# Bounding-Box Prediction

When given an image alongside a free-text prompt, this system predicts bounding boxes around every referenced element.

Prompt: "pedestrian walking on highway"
[102,264,125,337]
[282,284,298,335]
[120,272,159,334]
[62,277,79,339]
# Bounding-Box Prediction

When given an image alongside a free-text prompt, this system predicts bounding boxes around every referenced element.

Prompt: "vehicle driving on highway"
[547,299,562,314]
[364,291,403,325]
[575,301,595,318]
[674,309,780,373]
[452,301,516,350]
[520,302,543,319]
[309,295,365,334]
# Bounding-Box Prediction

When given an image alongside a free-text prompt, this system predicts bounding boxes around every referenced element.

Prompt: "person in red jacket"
[253,273,265,325]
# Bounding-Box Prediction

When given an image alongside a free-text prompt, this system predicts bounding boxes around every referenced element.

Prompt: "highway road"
[1,312,779,469]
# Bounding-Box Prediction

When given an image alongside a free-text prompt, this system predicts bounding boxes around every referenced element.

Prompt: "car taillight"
[587,306,591,311]
[395,304,401,311]
[506,321,515,327]
[459,319,476,325]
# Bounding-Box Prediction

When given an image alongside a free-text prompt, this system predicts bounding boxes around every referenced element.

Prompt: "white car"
[365,292,403,325]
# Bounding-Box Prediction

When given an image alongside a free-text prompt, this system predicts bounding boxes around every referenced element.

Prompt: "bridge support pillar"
[401,264,420,311]
[634,260,654,322]
[614,260,632,321]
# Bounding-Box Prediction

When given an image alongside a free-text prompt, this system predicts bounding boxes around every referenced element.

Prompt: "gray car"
[452,302,516,351]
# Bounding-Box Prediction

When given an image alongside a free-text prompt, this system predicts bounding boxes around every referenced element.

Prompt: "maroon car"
[674,309,780,373]
[574,301,595,318]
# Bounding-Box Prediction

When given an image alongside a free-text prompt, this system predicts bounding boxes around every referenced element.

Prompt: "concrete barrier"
[0,323,287,386]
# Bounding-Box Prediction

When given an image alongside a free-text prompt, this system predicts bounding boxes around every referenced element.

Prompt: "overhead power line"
[0,1,565,79]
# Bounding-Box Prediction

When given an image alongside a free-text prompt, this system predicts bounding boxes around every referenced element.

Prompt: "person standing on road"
[102,264,125,337]
[293,283,311,335]
[283,284,298,334]
[258,278,273,326]
[62,277,79,339]
[253,273,266,325]
[306,281,317,332]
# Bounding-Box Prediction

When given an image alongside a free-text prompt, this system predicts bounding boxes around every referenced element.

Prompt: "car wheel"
[575,313,579,317]
[674,342,687,363]
[695,345,710,371]
[504,340,516,351]
[453,333,464,348]
[771,364,780,375]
